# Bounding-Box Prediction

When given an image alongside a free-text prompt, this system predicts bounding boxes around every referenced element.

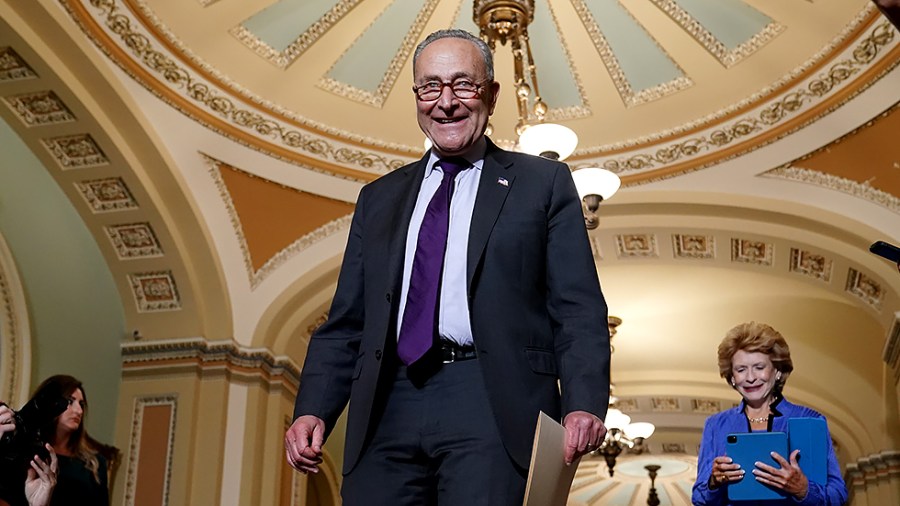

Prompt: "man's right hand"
[284,415,325,474]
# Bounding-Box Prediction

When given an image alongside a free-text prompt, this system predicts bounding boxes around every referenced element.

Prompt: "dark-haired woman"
[691,322,847,505]
[0,376,110,506]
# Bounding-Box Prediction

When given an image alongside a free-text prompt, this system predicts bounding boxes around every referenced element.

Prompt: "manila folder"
[522,411,581,506]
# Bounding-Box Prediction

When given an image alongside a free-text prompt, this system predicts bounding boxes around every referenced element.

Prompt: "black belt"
[440,340,477,363]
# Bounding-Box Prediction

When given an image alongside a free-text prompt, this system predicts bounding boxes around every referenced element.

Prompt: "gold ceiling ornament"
[474,0,579,161]
[474,0,543,136]
[474,1,620,227]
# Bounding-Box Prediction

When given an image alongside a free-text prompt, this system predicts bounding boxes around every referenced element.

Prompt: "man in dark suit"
[873,0,900,27]
[285,29,610,505]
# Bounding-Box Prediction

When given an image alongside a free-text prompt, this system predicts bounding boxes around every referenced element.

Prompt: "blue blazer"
[294,140,611,474]
[692,396,848,505]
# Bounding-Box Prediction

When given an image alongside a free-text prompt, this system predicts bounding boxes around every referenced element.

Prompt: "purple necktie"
[397,158,468,365]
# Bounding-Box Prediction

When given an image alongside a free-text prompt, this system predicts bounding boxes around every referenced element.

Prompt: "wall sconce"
[572,168,621,229]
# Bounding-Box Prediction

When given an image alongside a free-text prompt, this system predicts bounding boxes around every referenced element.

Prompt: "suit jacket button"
[375,350,383,360]
[385,293,391,302]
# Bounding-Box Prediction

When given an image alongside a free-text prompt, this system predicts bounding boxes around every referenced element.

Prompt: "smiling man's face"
[413,37,499,157]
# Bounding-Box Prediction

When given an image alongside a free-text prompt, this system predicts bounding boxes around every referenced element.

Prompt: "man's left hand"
[563,410,607,465]
[752,449,809,499]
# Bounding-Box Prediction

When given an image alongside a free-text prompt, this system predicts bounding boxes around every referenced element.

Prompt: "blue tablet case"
[788,417,828,485]
[726,432,788,501]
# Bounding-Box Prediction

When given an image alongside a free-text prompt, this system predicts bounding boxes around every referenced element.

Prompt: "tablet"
[726,431,788,501]
[788,417,828,485]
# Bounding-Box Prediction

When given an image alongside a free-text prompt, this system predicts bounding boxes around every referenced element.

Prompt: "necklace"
[747,414,769,423]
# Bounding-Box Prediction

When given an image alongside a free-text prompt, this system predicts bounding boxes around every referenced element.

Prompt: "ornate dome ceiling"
[62,0,900,184]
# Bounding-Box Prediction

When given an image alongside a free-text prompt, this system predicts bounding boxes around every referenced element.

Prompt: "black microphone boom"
[869,241,900,263]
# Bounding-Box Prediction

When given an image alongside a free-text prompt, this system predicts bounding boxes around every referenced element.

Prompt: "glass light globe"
[517,123,578,161]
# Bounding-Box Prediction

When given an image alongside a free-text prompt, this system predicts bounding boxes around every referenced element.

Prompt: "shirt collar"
[425,137,487,177]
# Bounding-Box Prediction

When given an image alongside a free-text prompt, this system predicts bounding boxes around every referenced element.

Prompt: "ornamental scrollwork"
[81,0,407,175]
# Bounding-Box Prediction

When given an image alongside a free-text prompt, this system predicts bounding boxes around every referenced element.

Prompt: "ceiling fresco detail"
[204,154,354,288]
[320,0,440,107]
[571,0,691,106]
[231,0,364,69]
[61,0,897,187]
[649,0,783,68]
[0,46,37,81]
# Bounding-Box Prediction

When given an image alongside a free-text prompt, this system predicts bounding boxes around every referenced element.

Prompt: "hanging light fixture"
[474,0,578,160]
[593,317,655,477]
[595,408,656,476]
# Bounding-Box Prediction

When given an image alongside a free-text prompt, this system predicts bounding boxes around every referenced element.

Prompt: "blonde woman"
[692,323,847,505]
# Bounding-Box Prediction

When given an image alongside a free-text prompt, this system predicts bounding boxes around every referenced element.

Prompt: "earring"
[730,379,736,387]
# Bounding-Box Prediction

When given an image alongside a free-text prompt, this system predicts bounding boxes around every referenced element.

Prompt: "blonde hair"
[717,322,793,390]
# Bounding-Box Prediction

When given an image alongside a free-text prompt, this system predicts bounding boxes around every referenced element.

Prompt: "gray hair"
[413,29,494,81]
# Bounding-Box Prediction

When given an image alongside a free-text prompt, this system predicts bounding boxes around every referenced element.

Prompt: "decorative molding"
[672,234,715,259]
[75,177,139,213]
[584,18,897,172]
[123,395,176,506]
[615,234,659,258]
[570,0,692,107]
[533,0,591,123]
[691,399,721,414]
[762,166,900,214]
[0,47,38,81]
[573,4,881,157]
[121,337,300,389]
[789,248,833,283]
[128,271,181,313]
[844,450,900,504]
[649,0,784,68]
[650,397,680,412]
[105,223,164,259]
[62,0,896,183]
[589,236,604,261]
[230,0,364,69]
[845,268,884,310]
[731,238,773,266]
[305,312,329,340]
[614,398,639,412]
[204,153,353,289]
[884,313,900,385]
[0,232,31,407]
[318,0,439,108]
[41,134,109,169]
[661,443,687,454]
[3,91,75,126]
[66,0,413,178]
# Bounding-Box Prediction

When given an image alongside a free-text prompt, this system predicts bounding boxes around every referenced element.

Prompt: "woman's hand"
[0,404,15,435]
[752,449,809,499]
[24,444,58,506]
[709,455,744,488]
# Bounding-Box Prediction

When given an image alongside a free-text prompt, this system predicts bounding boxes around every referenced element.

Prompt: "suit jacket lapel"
[467,142,513,289]
[385,157,428,296]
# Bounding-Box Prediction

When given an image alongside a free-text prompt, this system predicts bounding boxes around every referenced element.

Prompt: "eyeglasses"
[412,79,490,101]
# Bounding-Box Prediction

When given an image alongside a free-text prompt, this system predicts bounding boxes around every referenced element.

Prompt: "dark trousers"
[341,359,527,506]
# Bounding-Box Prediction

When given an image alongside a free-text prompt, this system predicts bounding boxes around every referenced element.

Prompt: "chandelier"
[593,317,655,477]
[473,0,620,228]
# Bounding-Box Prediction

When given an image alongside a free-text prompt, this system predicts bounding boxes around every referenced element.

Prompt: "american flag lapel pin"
[497,177,509,187]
